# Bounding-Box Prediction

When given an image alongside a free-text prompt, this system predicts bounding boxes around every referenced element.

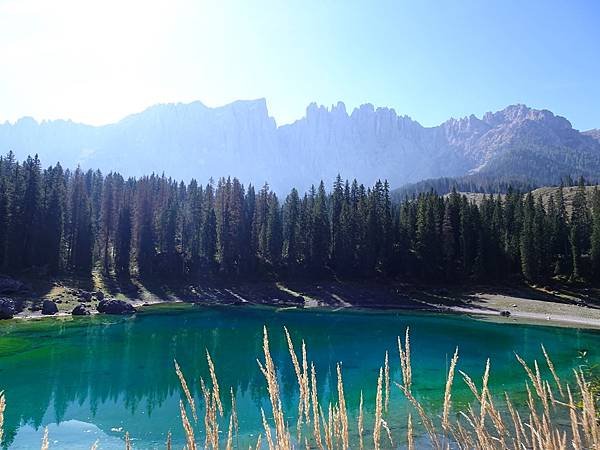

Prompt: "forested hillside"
[1,152,599,284]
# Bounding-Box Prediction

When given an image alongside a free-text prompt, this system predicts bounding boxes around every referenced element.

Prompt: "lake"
[0,304,598,449]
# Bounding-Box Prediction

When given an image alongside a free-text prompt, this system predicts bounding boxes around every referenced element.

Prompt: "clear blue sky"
[0,0,599,130]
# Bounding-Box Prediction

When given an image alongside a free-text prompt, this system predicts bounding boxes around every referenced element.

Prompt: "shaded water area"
[0,304,599,449]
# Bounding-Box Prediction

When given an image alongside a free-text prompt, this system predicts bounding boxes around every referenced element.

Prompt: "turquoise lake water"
[0,304,598,449]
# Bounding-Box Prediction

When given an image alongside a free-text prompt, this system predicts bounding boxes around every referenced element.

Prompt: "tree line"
[0,151,599,284]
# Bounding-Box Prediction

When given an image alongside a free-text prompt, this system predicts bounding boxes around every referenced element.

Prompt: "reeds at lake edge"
[0,327,598,450]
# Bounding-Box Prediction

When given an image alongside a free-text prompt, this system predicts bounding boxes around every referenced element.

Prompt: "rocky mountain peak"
[0,100,598,192]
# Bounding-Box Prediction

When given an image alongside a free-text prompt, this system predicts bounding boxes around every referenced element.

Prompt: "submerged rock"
[72,304,91,316]
[42,300,59,315]
[97,299,136,315]
[0,297,16,319]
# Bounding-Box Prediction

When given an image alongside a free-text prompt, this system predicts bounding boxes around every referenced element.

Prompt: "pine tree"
[136,182,156,277]
[310,181,330,272]
[20,155,42,268]
[590,188,600,281]
[200,182,217,269]
[533,197,549,280]
[570,179,589,280]
[100,173,115,273]
[68,168,93,273]
[330,175,344,269]
[266,194,283,265]
[553,185,571,276]
[283,188,300,265]
[520,193,537,281]
[115,189,133,277]
[0,153,15,269]
[42,164,65,273]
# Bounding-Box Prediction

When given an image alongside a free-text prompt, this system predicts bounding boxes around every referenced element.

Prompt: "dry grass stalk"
[255,433,262,450]
[567,385,582,450]
[504,393,526,449]
[90,439,99,450]
[260,408,274,450]
[357,391,364,450]
[336,363,349,449]
[231,387,239,446]
[373,367,383,450]
[226,414,234,450]
[384,351,390,415]
[479,358,490,428]
[175,359,198,422]
[179,399,197,450]
[542,344,564,398]
[398,327,412,392]
[257,326,291,450]
[381,418,393,446]
[206,350,224,417]
[442,346,459,431]
[202,377,220,450]
[310,363,323,449]
[284,326,309,437]
[125,431,132,450]
[1,326,597,450]
[0,390,5,444]
[396,336,440,450]
[332,403,341,447]
[321,404,333,450]
[166,431,172,450]
[407,413,414,450]
[516,353,550,415]
[301,340,310,425]
[574,368,599,447]
[397,378,441,450]
[41,427,49,450]
[200,378,213,449]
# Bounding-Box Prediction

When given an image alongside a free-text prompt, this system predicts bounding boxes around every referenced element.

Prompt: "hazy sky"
[1,0,599,129]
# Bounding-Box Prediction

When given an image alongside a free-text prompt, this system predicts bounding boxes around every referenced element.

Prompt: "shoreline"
[4,278,600,330]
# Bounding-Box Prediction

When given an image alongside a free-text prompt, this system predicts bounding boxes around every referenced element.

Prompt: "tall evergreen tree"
[570,179,589,280]
[115,185,133,277]
[283,188,300,265]
[590,188,600,281]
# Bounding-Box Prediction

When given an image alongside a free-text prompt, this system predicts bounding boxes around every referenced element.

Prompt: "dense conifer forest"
[0,152,599,285]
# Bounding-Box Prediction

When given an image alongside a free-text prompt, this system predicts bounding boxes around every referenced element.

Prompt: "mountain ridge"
[1,100,598,193]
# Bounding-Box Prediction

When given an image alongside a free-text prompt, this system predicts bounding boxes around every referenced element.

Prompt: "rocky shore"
[0,274,599,329]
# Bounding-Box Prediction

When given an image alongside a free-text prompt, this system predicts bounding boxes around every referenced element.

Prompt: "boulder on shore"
[72,304,90,316]
[42,300,59,315]
[0,297,16,319]
[97,299,136,315]
[78,291,93,302]
[93,291,105,301]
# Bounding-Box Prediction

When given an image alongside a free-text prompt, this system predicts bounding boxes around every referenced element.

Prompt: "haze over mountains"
[1,100,599,193]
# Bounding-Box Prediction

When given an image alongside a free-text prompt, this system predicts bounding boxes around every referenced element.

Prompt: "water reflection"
[0,305,597,448]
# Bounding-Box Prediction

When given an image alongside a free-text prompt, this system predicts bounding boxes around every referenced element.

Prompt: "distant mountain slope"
[584,129,600,143]
[439,185,598,216]
[1,101,599,193]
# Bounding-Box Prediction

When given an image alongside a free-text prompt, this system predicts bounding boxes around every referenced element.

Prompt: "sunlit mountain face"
[2,101,598,193]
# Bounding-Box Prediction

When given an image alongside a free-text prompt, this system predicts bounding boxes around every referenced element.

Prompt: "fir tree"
[590,188,600,281]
